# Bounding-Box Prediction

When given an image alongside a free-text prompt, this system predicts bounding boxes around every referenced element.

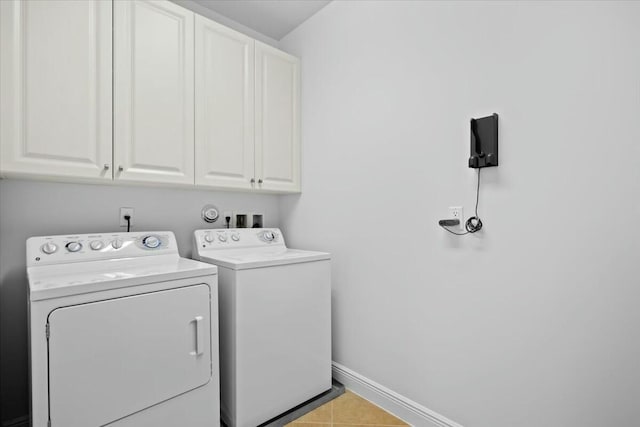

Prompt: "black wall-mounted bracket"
[468,113,498,168]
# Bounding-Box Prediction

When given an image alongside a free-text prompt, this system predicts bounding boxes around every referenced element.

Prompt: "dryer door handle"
[194,316,204,356]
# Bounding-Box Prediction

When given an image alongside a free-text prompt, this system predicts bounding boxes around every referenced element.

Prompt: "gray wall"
[0,179,280,421]
[279,1,640,426]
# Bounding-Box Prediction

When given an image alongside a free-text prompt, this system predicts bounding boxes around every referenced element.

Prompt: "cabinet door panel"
[0,0,112,180]
[255,42,301,193]
[195,17,255,190]
[114,0,194,185]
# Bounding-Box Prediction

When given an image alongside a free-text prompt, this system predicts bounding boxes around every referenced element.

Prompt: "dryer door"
[47,284,212,427]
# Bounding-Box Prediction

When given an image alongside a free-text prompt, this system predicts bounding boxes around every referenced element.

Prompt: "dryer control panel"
[27,232,177,266]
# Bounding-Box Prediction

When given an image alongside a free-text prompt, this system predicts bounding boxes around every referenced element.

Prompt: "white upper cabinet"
[0,0,112,180]
[255,41,301,193]
[0,1,301,193]
[195,16,255,190]
[114,0,195,185]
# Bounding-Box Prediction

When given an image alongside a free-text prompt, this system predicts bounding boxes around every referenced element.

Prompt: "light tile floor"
[286,390,409,427]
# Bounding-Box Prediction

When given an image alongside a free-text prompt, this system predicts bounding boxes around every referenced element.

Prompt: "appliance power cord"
[440,168,483,236]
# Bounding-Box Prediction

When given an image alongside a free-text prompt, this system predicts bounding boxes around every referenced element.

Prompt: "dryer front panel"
[47,283,212,427]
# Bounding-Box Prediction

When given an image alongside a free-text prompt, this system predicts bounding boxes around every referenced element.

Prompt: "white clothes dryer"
[193,228,331,427]
[27,231,219,427]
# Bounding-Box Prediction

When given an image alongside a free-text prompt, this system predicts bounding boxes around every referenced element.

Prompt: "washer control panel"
[27,231,177,266]
[194,228,284,251]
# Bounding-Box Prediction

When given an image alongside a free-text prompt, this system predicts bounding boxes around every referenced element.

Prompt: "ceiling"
[192,0,331,40]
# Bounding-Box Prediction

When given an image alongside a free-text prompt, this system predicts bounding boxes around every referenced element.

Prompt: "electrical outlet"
[120,207,134,227]
[449,206,464,230]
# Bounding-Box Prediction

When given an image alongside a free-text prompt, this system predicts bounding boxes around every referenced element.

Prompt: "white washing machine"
[27,231,220,427]
[193,228,332,427]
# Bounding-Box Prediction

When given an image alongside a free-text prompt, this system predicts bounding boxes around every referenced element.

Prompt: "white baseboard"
[332,362,464,427]
[2,415,29,427]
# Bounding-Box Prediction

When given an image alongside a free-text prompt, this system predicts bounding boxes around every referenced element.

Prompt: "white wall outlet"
[119,207,134,227]
[449,206,464,230]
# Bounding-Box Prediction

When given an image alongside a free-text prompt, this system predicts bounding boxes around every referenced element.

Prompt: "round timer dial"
[142,235,161,249]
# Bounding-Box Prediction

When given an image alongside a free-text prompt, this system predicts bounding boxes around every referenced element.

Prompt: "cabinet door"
[255,42,301,193]
[195,16,255,190]
[48,284,212,427]
[114,0,194,185]
[0,0,112,180]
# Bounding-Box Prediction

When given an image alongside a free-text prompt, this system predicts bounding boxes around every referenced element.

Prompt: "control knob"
[111,239,124,249]
[142,235,161,249]
[66,242,82,252]
[217,233,228,242]
[204,233,215,243]
[41,242,58,255]
[262,231,276,242]
[231,232,240,242]
[90,240,104,251]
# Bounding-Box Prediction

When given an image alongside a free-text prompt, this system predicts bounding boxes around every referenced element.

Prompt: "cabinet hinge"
[46,323,50,340]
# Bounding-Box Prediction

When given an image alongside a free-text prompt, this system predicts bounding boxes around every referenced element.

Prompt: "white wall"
[0,179,280,421]
[279,1,640,426]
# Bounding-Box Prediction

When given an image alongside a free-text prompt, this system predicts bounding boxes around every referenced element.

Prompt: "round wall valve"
[201,205,220,223]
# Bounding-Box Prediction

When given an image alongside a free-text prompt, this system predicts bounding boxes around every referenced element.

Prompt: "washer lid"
[197,247,330,270]
[28,256,217,301]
